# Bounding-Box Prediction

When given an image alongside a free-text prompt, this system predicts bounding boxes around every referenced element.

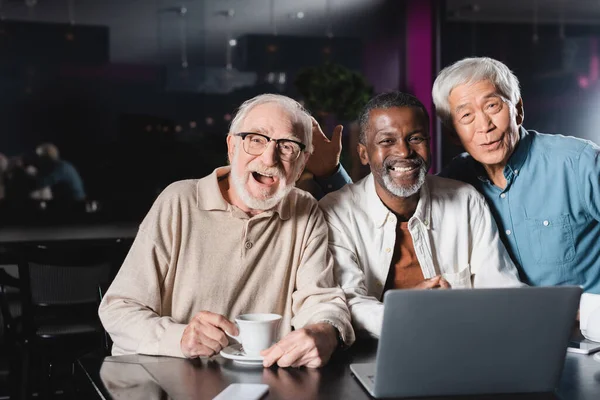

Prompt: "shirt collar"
[504,126,531,177]
[364,173,432,230]
[196,166,291,220]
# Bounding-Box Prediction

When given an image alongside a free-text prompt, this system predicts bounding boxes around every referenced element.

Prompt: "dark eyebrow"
[407,129,427,136]
[375,129,427,137]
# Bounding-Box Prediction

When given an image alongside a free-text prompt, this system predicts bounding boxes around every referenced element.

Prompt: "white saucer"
[220,344,264,365]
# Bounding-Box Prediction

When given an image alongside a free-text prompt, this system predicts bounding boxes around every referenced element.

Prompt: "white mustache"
[383,158,424,170]
[246,162,284,179]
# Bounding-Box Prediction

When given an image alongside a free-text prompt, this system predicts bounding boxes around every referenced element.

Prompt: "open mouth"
[387,165,418,173]
[251,171,277,186]
[385,162,421,177]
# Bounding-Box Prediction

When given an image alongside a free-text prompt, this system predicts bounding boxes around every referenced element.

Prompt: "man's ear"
[357,143,369,166]
[515,98,524,126]
[226,134,235,164]
[295,153,310,181]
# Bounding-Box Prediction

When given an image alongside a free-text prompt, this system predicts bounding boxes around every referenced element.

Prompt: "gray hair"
[228,93,313,153]
[358,91,429,145]
[432,57,521,126]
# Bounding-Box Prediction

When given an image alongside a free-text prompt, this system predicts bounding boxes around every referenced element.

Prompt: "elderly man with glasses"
[99,94,354,368]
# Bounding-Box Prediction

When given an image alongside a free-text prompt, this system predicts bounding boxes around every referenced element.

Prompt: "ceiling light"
[289,11,305,19]
[229,39,237,47]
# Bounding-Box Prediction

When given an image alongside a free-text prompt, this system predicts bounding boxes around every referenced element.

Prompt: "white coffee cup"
[226,313,282,356]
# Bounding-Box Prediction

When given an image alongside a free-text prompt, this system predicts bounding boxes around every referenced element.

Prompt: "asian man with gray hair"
[433,57,600,295]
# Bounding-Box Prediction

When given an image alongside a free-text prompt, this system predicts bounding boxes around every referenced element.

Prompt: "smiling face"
[226,102,308,211]
[358,106,430,200]
[448,80,523,171]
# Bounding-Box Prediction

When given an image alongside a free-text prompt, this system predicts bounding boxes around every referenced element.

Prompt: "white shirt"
[319,174,524,337]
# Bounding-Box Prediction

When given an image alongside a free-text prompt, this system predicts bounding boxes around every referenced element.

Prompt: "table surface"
[78,339,600,400]
[0,222,139,245]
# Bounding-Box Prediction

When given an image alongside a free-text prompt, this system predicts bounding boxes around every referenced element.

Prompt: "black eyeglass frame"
[234,132,306,161]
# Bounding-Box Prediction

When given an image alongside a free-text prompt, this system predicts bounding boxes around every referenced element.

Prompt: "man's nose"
[260,140,279,166]
[475,111,494,134]
[392,140,414,159]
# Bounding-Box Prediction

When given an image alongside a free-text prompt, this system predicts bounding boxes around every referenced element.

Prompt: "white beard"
[381,163,427,198]
[230,146,293,211]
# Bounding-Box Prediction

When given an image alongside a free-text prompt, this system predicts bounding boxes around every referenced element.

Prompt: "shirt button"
[376,282,384,289]
[506,230,512,236]
[514,169,519,175]
[327,184,333,189]
[543,220,549,226]
[500,193,506,199]
[244,241,253,249]
[423,220,429,227]
[385,248,391,253]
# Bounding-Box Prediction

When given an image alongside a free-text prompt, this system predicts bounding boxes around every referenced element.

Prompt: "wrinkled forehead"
[240,103,307,141]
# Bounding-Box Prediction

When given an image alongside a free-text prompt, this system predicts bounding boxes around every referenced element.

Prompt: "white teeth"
[390,166,413,172]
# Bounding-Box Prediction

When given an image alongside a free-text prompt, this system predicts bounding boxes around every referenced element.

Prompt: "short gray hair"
[228,93,313,153]
[432,57,521,126]
[358,91,429,145]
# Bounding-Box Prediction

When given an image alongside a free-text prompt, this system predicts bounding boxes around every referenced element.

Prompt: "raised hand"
[305,117,343,178]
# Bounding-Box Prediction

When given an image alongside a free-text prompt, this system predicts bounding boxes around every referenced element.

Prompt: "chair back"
[17,240,124,339]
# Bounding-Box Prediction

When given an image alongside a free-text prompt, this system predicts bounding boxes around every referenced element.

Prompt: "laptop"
[350,286,581,398]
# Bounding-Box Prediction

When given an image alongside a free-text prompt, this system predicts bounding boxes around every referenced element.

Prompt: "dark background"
[0,0,598,221]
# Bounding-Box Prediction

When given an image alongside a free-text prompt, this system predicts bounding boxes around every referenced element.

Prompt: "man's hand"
[261,322,338,368]
[305,117,343,178]
[413,275,451,290]
[180,311,238,358]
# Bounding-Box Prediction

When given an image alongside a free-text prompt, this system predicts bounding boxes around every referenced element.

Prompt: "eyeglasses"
[234,132,306,162]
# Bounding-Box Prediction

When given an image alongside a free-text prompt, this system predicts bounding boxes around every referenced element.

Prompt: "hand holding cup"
[180,311,238,358]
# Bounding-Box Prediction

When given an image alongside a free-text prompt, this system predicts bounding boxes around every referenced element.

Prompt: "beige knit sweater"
[99,167,354,358]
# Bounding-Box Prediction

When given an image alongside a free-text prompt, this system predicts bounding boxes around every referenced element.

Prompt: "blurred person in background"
[28,143,86,202]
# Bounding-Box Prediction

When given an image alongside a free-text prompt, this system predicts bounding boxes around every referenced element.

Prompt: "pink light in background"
[578,76,590,89]
[578,37,599,89]
[406,0,435,172]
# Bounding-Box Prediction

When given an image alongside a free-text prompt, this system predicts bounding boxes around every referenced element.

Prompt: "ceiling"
[0,0,388,66]
[2,0,600,67]
[446,0,600,24]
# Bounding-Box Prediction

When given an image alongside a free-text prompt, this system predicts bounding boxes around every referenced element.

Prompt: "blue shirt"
[36,160,86,201]
[311,163,352,200]
[441,128,600,293]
